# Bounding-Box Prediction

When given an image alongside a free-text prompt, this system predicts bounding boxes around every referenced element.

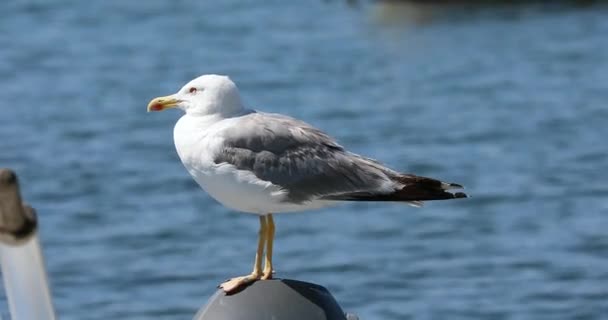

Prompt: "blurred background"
[1,0,607,319]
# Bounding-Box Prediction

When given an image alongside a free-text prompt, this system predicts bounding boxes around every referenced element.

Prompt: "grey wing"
[213,112,396,203]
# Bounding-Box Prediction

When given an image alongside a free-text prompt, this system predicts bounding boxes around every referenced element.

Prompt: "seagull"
[147,74,467,293]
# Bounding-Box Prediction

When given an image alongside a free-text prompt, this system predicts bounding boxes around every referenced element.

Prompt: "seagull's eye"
[189,87,197,94]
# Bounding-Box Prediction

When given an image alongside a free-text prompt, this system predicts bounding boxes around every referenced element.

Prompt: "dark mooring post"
[0,169,57,320]
[194,279,359,320]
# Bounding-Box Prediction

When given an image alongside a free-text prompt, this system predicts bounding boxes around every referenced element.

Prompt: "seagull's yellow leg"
[219,215,266,293]
[261,214,275,280]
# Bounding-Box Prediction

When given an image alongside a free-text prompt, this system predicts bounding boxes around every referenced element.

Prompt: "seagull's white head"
[147,74,244,117]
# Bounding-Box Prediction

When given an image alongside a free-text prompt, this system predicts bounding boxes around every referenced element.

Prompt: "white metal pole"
[0,169,57,320]
[0,235,57,320]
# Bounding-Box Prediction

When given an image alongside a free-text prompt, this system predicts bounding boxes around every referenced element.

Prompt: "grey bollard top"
[194,279,358,320]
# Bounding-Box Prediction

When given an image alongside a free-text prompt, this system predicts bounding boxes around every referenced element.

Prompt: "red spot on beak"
[149,103,163,111]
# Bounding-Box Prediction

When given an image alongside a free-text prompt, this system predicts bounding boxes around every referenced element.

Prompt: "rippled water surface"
[1,1,608,319]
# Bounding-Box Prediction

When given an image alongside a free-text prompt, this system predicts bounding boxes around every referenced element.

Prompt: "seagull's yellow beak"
[147,95,180,112]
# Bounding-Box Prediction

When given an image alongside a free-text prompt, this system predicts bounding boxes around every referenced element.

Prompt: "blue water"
[1,1,608,319]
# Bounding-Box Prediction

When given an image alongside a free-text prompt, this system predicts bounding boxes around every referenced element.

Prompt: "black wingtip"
[454,192,468,199]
